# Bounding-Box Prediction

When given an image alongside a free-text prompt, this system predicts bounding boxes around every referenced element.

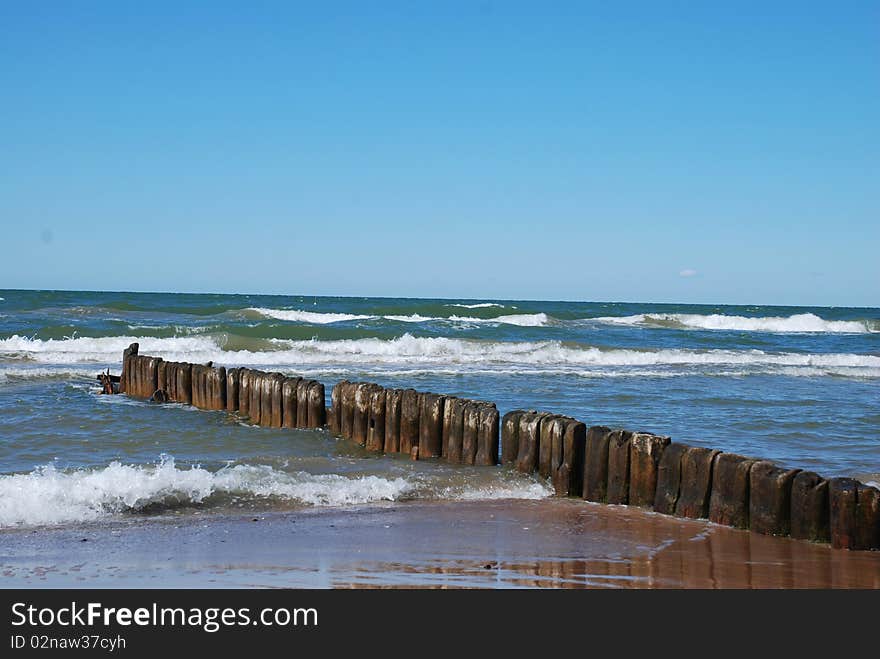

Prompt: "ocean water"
[0,289,878,529]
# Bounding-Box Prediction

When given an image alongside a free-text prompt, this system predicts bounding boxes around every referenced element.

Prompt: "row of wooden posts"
[120,343,325,428]
[117,345,879,552]
[327,381,500,464]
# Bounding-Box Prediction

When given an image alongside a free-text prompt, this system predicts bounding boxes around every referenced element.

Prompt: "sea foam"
[0,458,551,527]
[247,308,374,324]
[445,302,508,309]
[595,312,877,334]
[2,334,878,378]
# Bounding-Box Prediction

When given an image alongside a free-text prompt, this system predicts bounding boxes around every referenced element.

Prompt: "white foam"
[384,314,442,323]
[595,312,877,334]
[448,313,549,327]
[442,482,551,500]
[446,303,507,309]
[0,334,221,364]
[0,366,98,383]
[0,458,552,527]
[248,308,374,324]
[248,307,549,327]
[2,334,878,378]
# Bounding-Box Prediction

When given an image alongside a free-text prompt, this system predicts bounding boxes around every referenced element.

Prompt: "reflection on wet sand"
[2,499,878,588]
[336,501,880,589]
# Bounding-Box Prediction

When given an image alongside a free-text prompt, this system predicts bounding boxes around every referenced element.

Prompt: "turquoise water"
[0,289,877,528]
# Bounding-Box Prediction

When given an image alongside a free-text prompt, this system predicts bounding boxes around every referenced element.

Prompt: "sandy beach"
[3,499,878,589]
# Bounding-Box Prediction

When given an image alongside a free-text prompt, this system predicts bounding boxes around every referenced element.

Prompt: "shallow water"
[0,289,878,529]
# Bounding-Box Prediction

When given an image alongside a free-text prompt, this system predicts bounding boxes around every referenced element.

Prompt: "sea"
[1,289,878,529]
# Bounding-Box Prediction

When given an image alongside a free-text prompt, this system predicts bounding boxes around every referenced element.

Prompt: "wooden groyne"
[118,343,325,428]
[110,343,880,552]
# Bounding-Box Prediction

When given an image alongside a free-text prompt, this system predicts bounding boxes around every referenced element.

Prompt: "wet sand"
[2,499,878,588]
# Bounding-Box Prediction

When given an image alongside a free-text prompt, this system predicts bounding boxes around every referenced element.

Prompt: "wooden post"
[475,404,499,467]
[282,377,301,428]
[366,387,386,451]
[307,381,325,428]
[384,388,402,452]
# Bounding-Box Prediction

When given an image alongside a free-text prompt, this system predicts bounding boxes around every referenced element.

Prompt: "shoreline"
[2,498,878,589]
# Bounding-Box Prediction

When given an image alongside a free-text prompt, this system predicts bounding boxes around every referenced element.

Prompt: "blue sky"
[1,2,877,306]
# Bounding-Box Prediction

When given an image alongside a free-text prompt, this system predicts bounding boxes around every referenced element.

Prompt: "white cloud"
[679,269,698,278]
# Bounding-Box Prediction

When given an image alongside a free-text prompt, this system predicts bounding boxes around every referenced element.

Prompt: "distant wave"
[0,366,98,383]
[448,313,548,327]
[594,312,878,334]
[247,308,374,324]
[3,333,877,378]
[445,302,508,309]
[247,307,549,327]
[0,334,219,364]
[0,457,551,527]
[383,314,442,323]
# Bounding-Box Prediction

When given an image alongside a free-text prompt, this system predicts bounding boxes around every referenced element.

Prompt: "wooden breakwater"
[112,343,879,552]
[119,343,325,428]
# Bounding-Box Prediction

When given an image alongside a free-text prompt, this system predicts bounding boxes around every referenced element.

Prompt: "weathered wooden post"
[269,373,283,427]
[307,381,325,428]
[790,471,830,543]
[131,355,142,397]
[177,362,192,405]
[628,433,670,507]
[329,380,347,435]
[366,387,386,451]
[538,415,565,479]
[351,383,375,445]
[399,389,420,454]
[749,461,800,536]
[146,357,162,400]
[653,443,689,515]
[709,453,756,529]
[296,379,311,429]
[583,426,613,502]
[829,477,858,549]
[258,373,274,427]
[120,343,139,394]
[674,446,720,519]
[238,369,252,417]
[441,396,459,459]
[248,370,263,424]
[190,364,204,409]
[855,482,880,550]
[501,410,524,466]
[156,361,167,397]
[226,367,241,412]
[384,388,402,452]
[461,401,481,465]
[443,398,466,464]
[418,393,445,459]
[212,366,228,411]
[606,430,633,505]
[551,418,585,496]
[340,381,356,439]
[475,404,500,467]
[516,412,547,474]
[282,377,301,428]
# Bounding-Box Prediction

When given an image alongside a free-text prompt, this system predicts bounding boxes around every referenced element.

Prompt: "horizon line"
[0,286,877,310]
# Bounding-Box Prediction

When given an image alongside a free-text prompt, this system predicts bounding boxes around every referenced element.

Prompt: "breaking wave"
[445,302,508,309]
[2,334,878,378]
[0,334,219,364]
[247,307,548,327]
[594,312,877,334]
[246,308,374,324]
[0,458,551,527]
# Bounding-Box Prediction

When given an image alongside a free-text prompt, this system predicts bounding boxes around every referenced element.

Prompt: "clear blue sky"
[1,1,877,306]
